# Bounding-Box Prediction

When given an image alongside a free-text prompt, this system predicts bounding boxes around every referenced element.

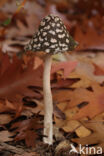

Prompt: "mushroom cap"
[25,14,78,54]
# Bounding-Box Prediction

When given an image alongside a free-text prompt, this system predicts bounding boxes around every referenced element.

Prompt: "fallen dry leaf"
[74,16,104,51]
[69,72,93,88]
[51,61,77,79]
[75,125,91,138]
[54,104,91,137]
[54,82,104,119]
[0,53,43,114]
[0,130,14,142]
[93,63,104,76]
[72,113,104,153]
[0,0,8,8]
[11,116,43,147]
[0,114,13,124]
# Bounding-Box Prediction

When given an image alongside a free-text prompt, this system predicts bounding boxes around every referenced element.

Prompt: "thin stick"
[0,142,24,154]
[43,53,53,144]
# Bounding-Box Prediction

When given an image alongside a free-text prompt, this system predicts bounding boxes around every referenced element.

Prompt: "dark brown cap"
[25,14,78,54]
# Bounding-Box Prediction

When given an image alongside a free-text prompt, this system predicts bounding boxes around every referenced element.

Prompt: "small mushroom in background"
[24,14,78,145]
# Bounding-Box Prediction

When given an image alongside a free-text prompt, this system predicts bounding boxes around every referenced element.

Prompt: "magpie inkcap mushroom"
[24,14,78,145]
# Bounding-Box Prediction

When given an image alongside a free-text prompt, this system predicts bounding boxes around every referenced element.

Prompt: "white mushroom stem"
[43,53,53,145]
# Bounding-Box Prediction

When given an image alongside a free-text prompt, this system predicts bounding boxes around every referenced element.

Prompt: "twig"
[0,142,25,154]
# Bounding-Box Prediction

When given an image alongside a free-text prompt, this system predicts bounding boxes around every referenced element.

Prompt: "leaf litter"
[0,0,104,155]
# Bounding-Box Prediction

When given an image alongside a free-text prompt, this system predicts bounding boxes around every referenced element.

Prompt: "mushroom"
[24,14,78,145]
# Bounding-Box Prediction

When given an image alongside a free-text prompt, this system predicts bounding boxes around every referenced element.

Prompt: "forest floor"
[0,0,104,155]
